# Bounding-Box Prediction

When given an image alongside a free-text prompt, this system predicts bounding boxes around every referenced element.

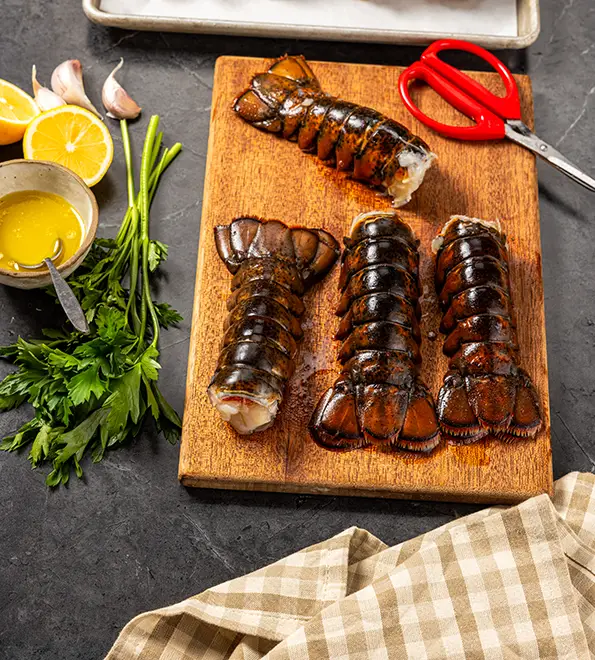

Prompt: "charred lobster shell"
[434,216,542,444]
[309,211,440,452]
[209,217,340,434]
[233,55,435,208]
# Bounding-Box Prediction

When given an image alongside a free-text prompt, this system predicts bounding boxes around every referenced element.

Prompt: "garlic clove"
[102,58,142,121]
[51,59,102,118]
[32,65,67,112]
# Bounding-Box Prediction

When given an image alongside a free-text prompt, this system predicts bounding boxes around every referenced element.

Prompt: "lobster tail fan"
[217,217,334,275]
[310,371,440,453]
[466,375,516,430]
[309,376,363,450]
[293,228,341,289]
[437,369,542,444]
[214,225,235,271]
[399,381,441,452]
[232,89,281,132]
[437,372,485,444]
[506,369,542,439]
[233,68,301,133]
[214,217,262,273]
[290,228,320,269]
[216,217,339,291]
[233,56,319,134]
[268,55,320,87]
[248,219,295,260]
[356,383,408,446]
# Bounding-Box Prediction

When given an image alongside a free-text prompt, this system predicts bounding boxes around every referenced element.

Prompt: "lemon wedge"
[0,79,40,145]
[23,105,114,187]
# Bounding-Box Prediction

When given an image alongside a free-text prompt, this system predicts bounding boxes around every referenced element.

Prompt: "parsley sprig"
[0,116,183,486]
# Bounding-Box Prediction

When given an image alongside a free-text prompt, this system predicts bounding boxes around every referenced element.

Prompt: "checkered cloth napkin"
[107,472,595,659]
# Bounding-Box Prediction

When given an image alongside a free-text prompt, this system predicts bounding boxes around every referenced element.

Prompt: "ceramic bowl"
[0,159,99,289]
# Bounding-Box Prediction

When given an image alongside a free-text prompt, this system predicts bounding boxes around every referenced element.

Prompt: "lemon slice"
[0,79,40,145]
[23,105,114,187]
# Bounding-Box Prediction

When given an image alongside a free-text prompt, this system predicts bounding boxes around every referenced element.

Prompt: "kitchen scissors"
[399,39,595,193]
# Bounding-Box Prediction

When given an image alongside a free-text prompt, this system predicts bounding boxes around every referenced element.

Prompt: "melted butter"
[0,190,84,271]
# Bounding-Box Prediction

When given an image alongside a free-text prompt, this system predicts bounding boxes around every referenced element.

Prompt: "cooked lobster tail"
[233,55,435,208]
[434,216,542,444]
[309,211,440,453]
[209,217,340,434]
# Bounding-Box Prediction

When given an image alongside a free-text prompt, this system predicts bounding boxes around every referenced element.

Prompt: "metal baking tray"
[83,0,540,49]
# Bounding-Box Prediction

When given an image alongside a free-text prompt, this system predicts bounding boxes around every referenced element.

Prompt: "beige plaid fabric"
[107,472,595,659]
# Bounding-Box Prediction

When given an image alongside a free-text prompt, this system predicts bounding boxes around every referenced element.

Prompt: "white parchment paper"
[99,0,518,37]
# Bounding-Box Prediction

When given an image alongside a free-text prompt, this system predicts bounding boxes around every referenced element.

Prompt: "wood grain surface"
[179,56,553,504]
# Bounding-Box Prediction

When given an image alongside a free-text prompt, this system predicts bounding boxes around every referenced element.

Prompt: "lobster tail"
[309,211,440,453]
[435,216,542,444]
[209,217,339,435]
[233,56,435,207]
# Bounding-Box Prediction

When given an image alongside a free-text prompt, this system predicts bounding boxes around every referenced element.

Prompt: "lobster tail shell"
[233,56,435,208]
[435,216,542,444]
[209,217,339,434]
[309,211,440,453]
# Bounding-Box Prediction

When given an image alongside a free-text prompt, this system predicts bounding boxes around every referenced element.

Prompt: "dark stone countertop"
[1,2,594,658]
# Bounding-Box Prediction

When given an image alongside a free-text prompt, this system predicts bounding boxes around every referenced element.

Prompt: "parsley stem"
[134,116,161,355]
[126,207,141,335]
[116,206,133,247]
[114,118,183,348]
[116,120,136,248]
[149,131,163,173]
[121,119,135,209]
[117,155,167,249]
[152,143,182,188]
[140,116,159,221]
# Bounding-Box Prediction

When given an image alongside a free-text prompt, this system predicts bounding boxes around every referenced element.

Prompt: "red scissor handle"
[399,39,522,141]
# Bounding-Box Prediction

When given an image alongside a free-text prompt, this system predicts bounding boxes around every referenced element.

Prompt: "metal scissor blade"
[505,120,595,193]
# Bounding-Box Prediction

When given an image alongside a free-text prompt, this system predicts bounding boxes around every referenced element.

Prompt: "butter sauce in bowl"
[0,159,98,289]
[0,190,85,271]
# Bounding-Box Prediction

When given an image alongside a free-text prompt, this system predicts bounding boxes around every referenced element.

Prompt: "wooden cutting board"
[179,56,553,504]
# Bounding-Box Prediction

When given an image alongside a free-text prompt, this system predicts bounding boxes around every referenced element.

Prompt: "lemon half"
[0,79,40,145]
[23,105,113,187]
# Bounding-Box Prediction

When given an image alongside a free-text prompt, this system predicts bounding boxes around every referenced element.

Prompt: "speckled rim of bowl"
[0,159,99,281]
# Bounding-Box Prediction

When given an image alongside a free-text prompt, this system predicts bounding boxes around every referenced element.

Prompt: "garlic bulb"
[32,65,67,111]
[102,59,141,120]
[51,59,101,117]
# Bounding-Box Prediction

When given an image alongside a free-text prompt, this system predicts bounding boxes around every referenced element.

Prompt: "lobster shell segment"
[233,55,435,208]
[209,217,340,434]
[434,216,542,444]
[309,211,440,453]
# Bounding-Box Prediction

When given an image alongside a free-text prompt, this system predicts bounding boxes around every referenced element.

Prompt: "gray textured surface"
[1,2,594,658]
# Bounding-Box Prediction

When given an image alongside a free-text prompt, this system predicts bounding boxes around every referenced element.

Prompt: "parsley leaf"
[148,240,168,272]
[155,303,183,329]
[68,365,106,406]
[0,392,26,411]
